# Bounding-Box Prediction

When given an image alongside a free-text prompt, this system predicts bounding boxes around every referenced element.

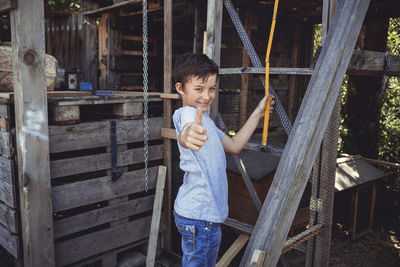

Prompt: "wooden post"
[163,0,173,251]
[146,166,167,267]
[239,0,370,266]
[239,10,251,128]
[10,0,55,266]
[206,0,223,121]
[288,24,301,123]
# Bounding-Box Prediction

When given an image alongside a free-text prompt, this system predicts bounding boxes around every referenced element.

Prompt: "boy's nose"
[202,90,211,100]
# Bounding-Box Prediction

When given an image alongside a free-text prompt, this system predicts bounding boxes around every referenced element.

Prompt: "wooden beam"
[206,0,223,121]
[82,0,142,16]
[161,127,177,140]
[220,51,400,76]
[0,0,15,12]
[146,166,167,267]
[220,67,314,75]
[163,0,173,251]
[10,0,55,266]
[216,234,250,267]
[240,0,370,266]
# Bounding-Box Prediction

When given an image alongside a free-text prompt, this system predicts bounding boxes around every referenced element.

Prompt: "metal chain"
[224,0,292,136]
[142,0,149,192]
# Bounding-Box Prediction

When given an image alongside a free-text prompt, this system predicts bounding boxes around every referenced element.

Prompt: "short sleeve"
[215,127,225,140]
[173,106,197,133]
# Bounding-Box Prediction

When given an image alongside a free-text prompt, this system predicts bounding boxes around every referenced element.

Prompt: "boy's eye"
[210,88,216,91]
[195,88,202,91]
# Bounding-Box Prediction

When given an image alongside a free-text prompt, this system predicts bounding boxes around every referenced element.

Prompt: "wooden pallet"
[0,97,164,266]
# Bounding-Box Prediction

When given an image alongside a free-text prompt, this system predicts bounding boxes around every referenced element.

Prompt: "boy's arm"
[221,94,273,155]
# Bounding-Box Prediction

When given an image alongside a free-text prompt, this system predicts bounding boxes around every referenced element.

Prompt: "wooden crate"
[0,92,165,266]
[0,101,19,259]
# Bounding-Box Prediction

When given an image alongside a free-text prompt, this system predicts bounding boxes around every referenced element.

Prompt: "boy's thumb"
[195,107,203,125]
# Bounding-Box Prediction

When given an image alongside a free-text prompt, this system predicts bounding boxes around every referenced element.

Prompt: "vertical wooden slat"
[10,0,55,266]
[146,166,167,267]
[206,0,223,121]
[288,24,301,123]
[239,10,251,128]
[163,0,173,251]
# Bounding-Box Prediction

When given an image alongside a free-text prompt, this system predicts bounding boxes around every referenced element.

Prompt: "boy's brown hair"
[172,52,219,86]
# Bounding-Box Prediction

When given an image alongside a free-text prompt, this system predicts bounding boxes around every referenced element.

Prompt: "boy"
[173,53,273,266]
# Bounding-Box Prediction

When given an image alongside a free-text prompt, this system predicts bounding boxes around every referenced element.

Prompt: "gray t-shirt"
[173,106,228,223]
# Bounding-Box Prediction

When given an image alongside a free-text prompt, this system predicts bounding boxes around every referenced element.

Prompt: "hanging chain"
[142,0,149,192]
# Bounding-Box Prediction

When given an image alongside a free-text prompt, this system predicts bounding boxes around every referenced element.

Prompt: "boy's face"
[175,74,217,112]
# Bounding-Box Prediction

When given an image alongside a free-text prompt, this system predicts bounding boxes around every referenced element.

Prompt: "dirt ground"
[1,228,399,266]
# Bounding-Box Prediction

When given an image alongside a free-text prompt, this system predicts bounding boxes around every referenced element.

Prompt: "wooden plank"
[220,67,314,75]
[163,0,173,251]
[55,216,151,266]
[0,165,16,209]
[0,91,91,100]
[0,156,14,184]
[0,131,13,158]
[0,104,10,118]
[240,1,370,266]
[0,222,19,258]
[216,234,249,267]
[161,127,176,140]
[348,50,400,76]
[0,0,15,12]
[146,166,167,267]
[206,0,223,120]
[0,117,10,131]
[53,195,154,239]
[250,249,265,267]
[49,117,162,153]
[239,10,251,128]
[52,166,158,212]
[50,145,163,178]
[160,93,179,99]
[0,200,18,233]
[363,157,400,169]
[82,0,142,16]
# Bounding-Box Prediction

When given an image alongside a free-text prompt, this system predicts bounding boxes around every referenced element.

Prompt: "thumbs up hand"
[178,107,208,151]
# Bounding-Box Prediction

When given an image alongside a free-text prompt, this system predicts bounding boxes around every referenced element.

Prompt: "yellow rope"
[262,0,279,146]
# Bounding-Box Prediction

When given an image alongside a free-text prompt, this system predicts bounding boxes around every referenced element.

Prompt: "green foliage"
[380,17,400,186]
[45,0,81,12]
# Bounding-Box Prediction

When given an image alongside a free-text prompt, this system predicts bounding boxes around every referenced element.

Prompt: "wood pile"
[0,46,58,91]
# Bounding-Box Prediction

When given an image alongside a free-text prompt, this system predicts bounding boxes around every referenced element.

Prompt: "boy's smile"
[175,74,217,112]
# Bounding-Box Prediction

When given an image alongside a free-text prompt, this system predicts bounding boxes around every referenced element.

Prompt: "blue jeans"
[174,211,222,267]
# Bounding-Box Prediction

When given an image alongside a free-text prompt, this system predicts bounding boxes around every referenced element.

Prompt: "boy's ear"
[175,82,184,96]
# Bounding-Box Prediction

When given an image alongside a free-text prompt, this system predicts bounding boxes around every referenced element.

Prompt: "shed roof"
[335,156,385,192]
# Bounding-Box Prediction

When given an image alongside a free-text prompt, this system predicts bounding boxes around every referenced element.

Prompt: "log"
[0,45,58,91]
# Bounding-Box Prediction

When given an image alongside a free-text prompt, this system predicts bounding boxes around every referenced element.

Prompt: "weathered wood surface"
[240,0,370,266]
[216,234,249,267]
[219,50,400,76]
[0,222,19,258]
[348,50,400,75]
[50,144,163,178]
[11,0,55,265]
[163,0,173,251]
[52,166,158,212]
[0,155,14,184]
[0,131,12,158]
[53,195,154,239]
[0,104,9,118]
[0,0,15,12]
[206,0,223,120]
[0,177,16,208]
[146,166,167,267]
[55,216,151,266]
[0,200,18,233]
[83,0,142,15]
[49,117,162,153]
